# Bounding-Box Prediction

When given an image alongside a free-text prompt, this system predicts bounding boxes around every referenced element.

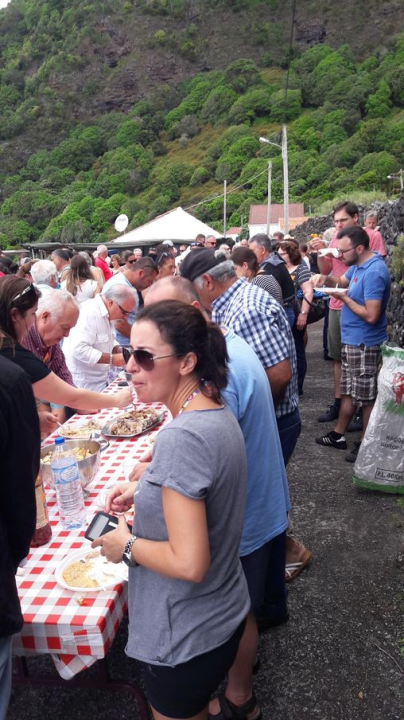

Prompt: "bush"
[190,167,211,186]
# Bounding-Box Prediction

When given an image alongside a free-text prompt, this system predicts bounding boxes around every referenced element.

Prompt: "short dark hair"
[128,256,157,272]
[333,201,359,219]
[51,248,70,262]
[337,226,369,249]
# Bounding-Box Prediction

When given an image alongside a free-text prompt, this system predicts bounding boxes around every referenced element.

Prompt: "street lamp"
[387,169,404,192]
[259,125,289,234]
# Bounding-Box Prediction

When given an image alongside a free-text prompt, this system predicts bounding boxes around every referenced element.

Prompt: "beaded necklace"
[178,385,204,415]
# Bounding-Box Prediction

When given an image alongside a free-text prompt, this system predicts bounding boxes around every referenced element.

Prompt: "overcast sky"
[0,1,11,9]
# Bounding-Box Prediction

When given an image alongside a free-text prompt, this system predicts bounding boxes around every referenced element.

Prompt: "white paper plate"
[55,547,128,593]
[319,287,347,294]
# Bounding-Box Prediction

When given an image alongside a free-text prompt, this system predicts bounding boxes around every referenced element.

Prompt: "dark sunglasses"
[11,283,35,304]
[122,346,180,370]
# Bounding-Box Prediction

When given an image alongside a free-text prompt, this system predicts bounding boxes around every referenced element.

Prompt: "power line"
[184,166,269,212]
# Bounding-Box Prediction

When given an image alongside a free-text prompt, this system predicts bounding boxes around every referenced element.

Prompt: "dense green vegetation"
[0,1,403,247]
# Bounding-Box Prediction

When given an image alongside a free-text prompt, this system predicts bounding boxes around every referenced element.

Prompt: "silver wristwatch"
[122,536,138,567]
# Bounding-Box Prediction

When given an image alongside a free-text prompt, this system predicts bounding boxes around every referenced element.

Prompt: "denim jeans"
[285,305,295,329]
[0,636,12,720]
[277,406,302,466]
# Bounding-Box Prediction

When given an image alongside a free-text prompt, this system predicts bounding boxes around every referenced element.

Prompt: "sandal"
[285,549,312,582]
[208,692,262,720]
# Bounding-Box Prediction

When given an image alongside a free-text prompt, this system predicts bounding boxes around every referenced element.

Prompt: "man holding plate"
[312,226,391,463]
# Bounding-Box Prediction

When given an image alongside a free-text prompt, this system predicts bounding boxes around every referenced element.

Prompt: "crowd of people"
[0,203,390,720]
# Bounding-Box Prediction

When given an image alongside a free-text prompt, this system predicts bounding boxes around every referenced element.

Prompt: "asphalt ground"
[8,322,404,720]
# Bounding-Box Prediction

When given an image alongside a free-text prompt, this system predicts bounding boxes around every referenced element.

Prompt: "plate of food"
[101,408,166,439]
[55,547,128,592]
[58,419,103,440]
[319,287,347,294]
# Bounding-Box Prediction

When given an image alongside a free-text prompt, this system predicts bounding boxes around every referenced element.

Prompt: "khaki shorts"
[327,309,341,361]
[340,344,381,405]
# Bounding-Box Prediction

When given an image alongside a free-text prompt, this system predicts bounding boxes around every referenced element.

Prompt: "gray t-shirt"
[126,406,250,666]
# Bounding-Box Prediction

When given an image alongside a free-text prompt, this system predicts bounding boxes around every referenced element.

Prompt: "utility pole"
[281,124,289,234]
[266,161,272,237]
[259,126,289,235]
[223,180,227,236]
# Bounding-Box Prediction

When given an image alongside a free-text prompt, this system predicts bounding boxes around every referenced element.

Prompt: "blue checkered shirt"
[212,278,299,418]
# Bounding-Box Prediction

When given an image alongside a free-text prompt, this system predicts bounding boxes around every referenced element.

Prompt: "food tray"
[57,419,103,440]
[55,547,128,592]
[101,410,166,439]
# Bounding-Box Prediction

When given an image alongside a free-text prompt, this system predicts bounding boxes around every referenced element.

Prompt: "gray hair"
[37,288,79,319]
[31,259,57,286]
[365,210,378,220]
[102,283,139,310]
[194,260,236,289]
[97,244,108,254]
[249,233,272,252]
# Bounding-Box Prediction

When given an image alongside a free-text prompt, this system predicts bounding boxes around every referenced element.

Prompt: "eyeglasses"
[11,283,35,304]
[337,246,355,256]
[122,346,180,370]
[115,302,132,317]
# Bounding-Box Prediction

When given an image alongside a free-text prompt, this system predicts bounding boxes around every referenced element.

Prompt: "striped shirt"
[22,323,75,386]
[212,278,299,418]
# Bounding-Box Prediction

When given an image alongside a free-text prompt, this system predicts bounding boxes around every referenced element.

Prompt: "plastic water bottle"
[51,437,86,530]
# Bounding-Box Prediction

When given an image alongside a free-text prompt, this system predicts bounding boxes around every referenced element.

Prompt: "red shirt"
[95,256,112,282]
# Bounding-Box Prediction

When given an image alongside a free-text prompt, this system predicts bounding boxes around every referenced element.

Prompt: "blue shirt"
[222,329,290,556]
[102,272,137,347]
[342,254,391,347]
[212,277,299,419]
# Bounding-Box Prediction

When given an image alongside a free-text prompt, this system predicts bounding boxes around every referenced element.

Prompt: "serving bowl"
[40,438,109,492]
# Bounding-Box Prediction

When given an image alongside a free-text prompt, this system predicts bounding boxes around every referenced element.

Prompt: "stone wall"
[293,194,404,347]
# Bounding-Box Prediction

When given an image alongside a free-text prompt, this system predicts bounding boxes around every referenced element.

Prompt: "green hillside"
[0,1,403,247]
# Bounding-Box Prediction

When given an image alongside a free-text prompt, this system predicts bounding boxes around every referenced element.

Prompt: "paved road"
[8,323,404,719]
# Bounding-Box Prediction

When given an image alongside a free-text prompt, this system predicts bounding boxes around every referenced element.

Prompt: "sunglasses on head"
[122,346,180,370]
[11,283,35,304]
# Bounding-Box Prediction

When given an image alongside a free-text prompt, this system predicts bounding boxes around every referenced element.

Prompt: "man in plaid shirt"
[181,249,301,465]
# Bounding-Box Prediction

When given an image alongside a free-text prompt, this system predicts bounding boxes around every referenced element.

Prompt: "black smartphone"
[118,380,129,386]
[85,512,132,542]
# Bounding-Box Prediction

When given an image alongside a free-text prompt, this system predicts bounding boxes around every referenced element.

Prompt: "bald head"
[144,275,199,306]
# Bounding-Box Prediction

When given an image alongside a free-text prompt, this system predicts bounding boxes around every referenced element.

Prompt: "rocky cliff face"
[293,194,404,347]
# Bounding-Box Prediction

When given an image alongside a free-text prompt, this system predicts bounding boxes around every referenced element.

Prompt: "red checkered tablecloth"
[13,391,168,680]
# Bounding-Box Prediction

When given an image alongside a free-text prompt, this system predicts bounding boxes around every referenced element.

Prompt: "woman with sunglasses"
[156,251,176,279]
[93,300,250,720]
[0,277,133,432]
[61,254,102,303]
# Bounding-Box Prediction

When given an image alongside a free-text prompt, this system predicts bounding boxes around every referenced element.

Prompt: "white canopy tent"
[112,207,222,245]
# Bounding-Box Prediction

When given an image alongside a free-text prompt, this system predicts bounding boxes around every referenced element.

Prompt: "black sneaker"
[347,413,363,433]
[317,404,340,423]
[315,432,347,450]
[345,440,361,463]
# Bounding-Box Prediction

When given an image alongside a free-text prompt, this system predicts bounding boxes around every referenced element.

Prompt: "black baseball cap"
[180,248,226,283]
